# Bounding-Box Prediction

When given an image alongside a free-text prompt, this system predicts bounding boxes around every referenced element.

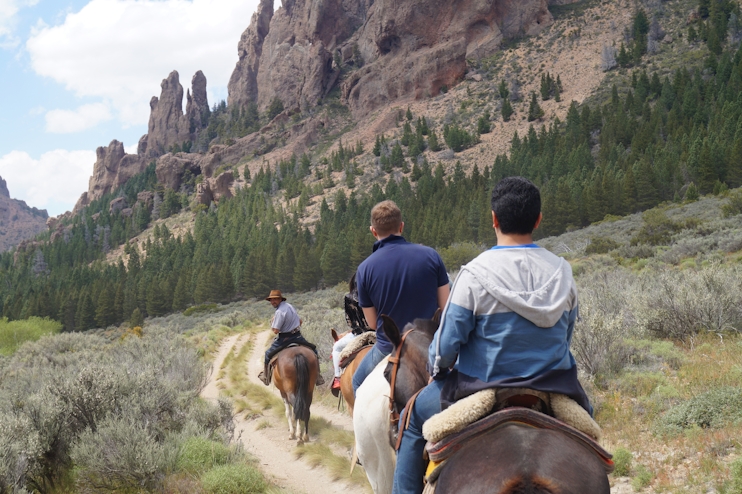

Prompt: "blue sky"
[0,0,261,216]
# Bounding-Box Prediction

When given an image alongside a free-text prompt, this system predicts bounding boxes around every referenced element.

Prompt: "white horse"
[353,356,396,494]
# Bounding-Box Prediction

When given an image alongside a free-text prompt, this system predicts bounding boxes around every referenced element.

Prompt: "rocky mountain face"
[0,176,48,252]
[228,0,553,116]
[72,0,572,217]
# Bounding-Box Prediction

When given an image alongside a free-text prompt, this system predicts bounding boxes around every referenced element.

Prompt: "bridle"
[387,328,416,427]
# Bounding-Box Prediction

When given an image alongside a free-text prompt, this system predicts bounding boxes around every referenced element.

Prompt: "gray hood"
[462,247,577,328]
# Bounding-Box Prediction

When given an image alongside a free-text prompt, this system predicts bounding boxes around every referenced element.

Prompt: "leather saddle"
[268,343,301,369]
[426,407,614,474]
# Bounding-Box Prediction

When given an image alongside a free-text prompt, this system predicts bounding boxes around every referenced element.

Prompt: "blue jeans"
[392,380,444,494]
[351,344,389,396]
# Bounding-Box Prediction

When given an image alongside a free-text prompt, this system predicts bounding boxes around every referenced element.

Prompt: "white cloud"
[0,0,38,45]
[27,0,260,126]
[0,149,95,216]
[45,102,112,133]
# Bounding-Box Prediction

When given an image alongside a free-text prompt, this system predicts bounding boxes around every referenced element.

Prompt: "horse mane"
[501,476,561,494]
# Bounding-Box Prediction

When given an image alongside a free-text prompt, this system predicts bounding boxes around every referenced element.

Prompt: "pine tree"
[527,92,545,122]
[501,99,514,122]
[618,43,630,67]
[172,274,190,311]
[95,285,116,328]
[406,106,413,121]
[130,307,144,327]
[373,135,382,156]
[540,73,551,100]
[428,129,441,152]
[75,291,95,331]
[477,111,492,134]
[498,79,510,100]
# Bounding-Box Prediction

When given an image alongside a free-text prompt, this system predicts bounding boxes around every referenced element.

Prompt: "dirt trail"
[201,331,356,494]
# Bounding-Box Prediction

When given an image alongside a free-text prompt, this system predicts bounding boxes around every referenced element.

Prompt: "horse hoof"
[297,439,304,446]
[289,434,296,440]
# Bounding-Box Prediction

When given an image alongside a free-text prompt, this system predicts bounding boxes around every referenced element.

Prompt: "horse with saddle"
[354,313,614,494]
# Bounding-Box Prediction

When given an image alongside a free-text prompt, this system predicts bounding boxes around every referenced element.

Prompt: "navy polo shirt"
[356,235,449,354]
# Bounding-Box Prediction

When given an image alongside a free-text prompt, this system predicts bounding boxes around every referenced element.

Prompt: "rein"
[387,328,417,429]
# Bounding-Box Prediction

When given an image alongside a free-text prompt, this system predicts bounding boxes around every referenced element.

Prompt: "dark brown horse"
[272,345,318,444]
[382,316,610,494]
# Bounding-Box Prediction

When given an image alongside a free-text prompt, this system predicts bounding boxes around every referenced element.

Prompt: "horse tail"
[293,353,312,430]
[502,476,560,494]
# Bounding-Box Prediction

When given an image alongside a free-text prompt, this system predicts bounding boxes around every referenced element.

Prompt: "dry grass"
[598,332,742,492]
[294,443,370,489]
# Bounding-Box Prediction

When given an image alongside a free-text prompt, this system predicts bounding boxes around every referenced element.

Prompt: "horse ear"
[432,308,442,327]
[381,315,402,347]
[331,328,339,342]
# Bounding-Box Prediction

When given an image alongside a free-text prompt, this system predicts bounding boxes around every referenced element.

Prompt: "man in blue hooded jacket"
[392,177,591,494]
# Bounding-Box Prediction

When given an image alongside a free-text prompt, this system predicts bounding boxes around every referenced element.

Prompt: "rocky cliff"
[138,70,209,159]
[228,0,553,116]
[0,176,48,252]
[74,0,568,216]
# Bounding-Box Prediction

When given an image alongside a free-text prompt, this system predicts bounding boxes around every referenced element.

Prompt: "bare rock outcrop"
[228,0,553,116]
[196,170,235,205]
[155,153,201,191]
[0,176,48,252]
[138,70,210,160]
[83,140,148,206]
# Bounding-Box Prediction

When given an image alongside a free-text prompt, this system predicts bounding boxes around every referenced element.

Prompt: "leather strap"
[388,329,417,428]
[395,387,424,451]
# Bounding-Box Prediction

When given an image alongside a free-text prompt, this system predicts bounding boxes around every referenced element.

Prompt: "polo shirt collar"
[372,234,407,252]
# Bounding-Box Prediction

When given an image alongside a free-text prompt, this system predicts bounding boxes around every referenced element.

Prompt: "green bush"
[438,242,485,270]
[631,464,652,490]
[0,317,62,356]
[585,236,620,255]
[177,437,233,474]
[722,190,742,218]
[185,303,219,316]
[612,447,633,476]
[730,456,742,493]
[201,464,267,494]
[656,386,742,436]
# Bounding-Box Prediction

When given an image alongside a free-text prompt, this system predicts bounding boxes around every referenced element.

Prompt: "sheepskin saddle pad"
[422,391,613,473]
[338,331,376,368]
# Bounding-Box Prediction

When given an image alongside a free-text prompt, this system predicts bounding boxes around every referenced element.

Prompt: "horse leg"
[353,358,396,494]
[283,395,296,439]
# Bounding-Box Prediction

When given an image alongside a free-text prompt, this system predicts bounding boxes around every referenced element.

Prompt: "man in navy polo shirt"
[351,200,450,396]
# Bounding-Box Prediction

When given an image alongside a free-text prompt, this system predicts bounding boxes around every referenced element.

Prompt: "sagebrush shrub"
[612,447,633,476]
[656,386,742,436]
[71,415,178,492]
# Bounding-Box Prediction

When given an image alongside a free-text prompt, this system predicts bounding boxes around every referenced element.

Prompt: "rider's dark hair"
[490,176,541,235]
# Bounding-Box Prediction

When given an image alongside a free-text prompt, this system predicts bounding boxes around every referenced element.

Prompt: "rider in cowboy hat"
[258,290,325,386]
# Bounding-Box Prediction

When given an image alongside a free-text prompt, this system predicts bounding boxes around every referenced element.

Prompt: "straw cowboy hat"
[265,290,287,301]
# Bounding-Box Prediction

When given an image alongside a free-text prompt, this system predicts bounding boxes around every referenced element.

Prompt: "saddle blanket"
[338,331,376,368]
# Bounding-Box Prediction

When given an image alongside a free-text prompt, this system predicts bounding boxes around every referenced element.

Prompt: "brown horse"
[381,316,610,494]
[272,345,319,443]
